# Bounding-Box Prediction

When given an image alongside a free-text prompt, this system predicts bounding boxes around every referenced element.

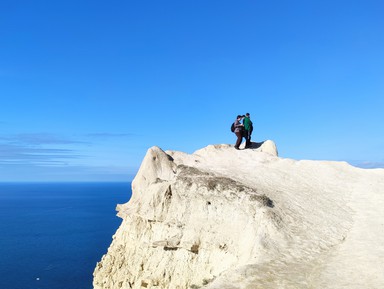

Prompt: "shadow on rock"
[248,141,265,149]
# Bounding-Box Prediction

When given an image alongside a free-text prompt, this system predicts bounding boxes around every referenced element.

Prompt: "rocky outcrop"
[93,141,384,289]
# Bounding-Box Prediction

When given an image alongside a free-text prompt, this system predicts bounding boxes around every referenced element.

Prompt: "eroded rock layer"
[93,142,384,289]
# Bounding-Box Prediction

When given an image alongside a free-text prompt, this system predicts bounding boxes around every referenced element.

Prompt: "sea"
[0,182,132,289]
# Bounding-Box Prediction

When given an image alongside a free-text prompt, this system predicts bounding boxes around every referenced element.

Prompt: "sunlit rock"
[93,141,384,289]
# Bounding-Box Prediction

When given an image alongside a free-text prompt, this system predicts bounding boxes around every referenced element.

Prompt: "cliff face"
[93,142,384,289]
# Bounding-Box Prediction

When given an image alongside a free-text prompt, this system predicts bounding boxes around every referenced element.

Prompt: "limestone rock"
[93,141,384,289]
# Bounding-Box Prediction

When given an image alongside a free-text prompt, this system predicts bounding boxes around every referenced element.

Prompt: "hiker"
[234,115,244,150]
[243,113,253,148]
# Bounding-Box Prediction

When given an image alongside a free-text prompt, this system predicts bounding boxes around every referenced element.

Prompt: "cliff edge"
[93,141,384,289]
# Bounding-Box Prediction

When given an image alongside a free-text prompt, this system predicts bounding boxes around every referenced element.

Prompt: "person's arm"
[235,120,243,128]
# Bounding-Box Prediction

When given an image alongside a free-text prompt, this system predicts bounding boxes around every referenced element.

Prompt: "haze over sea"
[0,182,131,289]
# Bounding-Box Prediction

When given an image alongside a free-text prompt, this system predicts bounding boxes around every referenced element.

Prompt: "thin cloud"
[0,133,87,145]
[0,162,135,182]
[0,132,134,181]
[86,133,135,139]
[352,161,384,169]
[0,133,85,167]
[0,143,82,165]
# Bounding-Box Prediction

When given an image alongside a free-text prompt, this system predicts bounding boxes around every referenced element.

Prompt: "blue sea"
[0,182,131,289]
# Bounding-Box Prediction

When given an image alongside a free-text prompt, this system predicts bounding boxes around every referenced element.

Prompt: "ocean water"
[0,182,131,289]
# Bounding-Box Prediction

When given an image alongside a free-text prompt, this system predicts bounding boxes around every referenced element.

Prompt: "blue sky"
[1,0,383,181]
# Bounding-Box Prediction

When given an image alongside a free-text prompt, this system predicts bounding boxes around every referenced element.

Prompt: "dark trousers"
[235,131,243,149]
[244,130,251,148]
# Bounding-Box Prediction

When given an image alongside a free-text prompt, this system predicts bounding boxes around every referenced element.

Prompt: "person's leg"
[235,132,242,149]
[245,130,251,148]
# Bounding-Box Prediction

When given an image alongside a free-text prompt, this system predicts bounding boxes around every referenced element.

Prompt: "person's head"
[246,113,250,117]
[236,115,242,120]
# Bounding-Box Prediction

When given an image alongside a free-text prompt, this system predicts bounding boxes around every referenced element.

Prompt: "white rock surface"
[93,141,384,289]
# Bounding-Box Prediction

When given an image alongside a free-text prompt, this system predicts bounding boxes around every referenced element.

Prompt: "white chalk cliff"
[93,141,384,289]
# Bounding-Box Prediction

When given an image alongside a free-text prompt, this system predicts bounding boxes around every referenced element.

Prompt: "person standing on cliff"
[234,115,244,150]
[243,113,253,148]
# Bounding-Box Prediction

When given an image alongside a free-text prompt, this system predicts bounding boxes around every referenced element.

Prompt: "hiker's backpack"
[230,122,235,133]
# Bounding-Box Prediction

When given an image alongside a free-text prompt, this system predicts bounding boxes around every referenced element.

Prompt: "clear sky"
[1,0,383,182]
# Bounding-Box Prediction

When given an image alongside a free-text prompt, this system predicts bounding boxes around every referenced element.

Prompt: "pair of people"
[233,113,253,150]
